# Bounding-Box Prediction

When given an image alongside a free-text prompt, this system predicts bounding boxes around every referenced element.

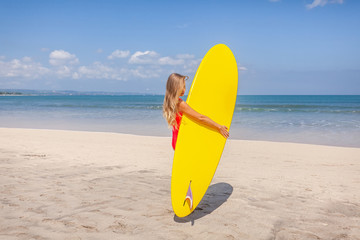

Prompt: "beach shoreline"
[1,127,360,239]
[1,95,359,148]
[1,124,359,149]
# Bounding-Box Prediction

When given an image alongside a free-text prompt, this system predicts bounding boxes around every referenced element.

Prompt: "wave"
[2,95,359,114]
[37,103,164,110]
[14,102,359,114]
[234,104,360,114]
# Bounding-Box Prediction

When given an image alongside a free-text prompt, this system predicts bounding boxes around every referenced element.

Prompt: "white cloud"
[97,48,103,54]
[0,50,202,85]
[182,58,202,74]
[176,54,195,59]
[107,50,130,59]
[74,61,164,80]
[306,0,344,9]
[41,48,49,52]
[129,51,198,68]
[22,56,32,62]
[75,61,127,81]
[158,57,185,66]
[72,72,80,79]
[0,57,50,79]
[55,65,72,78]
[129,51,159,64]
[130,66,163,79]
[238,66,248,71]
[49,50,79,66]
[129,51,201,73]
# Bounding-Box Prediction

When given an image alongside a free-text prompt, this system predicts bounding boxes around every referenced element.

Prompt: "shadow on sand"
[173,182,233,225]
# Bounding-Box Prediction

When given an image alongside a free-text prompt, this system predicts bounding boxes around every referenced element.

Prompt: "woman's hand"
[218,125,229,138]
[179,101,230,139]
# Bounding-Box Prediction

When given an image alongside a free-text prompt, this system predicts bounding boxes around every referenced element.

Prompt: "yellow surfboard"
[171,44,238,217]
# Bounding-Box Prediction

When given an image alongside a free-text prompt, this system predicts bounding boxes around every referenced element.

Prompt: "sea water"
[0,95,359,147]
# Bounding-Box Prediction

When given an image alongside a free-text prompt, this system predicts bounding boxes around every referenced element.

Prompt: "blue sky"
[0,0,359,94]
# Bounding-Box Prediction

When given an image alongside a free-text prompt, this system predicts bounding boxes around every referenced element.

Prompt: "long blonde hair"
[163,73,188,129]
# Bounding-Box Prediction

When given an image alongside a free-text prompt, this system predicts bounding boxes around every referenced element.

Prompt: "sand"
[0,127,360,240]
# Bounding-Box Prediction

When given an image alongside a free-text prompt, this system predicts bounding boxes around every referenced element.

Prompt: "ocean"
[0,95,359,148]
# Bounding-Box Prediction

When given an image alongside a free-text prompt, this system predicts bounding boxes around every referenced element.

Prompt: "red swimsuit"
[172,112,183,150]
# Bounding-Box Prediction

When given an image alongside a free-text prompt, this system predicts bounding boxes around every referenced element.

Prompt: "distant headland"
[0,89,159,96]
[0,91,23,96]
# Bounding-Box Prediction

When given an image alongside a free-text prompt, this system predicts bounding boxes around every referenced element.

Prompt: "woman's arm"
[178,101,229,138]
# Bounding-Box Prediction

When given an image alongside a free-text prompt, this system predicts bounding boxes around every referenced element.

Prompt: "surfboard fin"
[183,180,193,210]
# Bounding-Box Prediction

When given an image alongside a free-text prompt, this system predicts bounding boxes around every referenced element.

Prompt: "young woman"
[163,73,229,150]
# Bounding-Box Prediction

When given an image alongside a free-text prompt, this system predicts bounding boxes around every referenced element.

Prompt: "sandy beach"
[1,127,360,239]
